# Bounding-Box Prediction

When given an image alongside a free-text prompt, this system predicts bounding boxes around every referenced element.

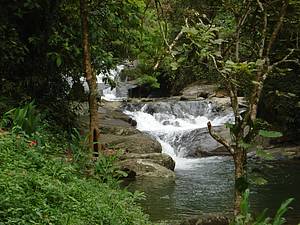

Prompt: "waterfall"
[79,64,136,101]
[124,100,233,169]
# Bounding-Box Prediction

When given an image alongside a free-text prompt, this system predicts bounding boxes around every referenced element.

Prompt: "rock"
[171,126,231,157]
[215,89,229,98]
[76,100,177,179]
[193,146,231,157]
[180,214,230,225]
[100,133,162,154]
[130,119,137,127]
[100,125,138,136]
[262,146,300,160]
[119,158,175,179]
[180,82,218,99]
[120,153,175,171]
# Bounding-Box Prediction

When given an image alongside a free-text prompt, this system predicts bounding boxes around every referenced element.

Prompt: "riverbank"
[0,129,151,224]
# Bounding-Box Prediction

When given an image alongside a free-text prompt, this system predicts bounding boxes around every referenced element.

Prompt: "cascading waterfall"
[88,76,300,223]
[124,100,233,169]
[78,64,136,101]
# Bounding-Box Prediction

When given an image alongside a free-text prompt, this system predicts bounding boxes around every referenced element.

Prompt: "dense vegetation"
[0,0,299,137]
[0,103,150,224]
[0,0,299,224]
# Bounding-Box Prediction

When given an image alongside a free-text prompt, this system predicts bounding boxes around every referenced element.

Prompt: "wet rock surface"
[120,153,175,171]
[100,133,162,154]
[180,82,218,100]
[77,100,175,178]
[119,158,175,179]
[169,126,231,157]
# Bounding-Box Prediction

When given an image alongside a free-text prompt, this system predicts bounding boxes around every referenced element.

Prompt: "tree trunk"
[80,0,101,156]
[233,148,247,215]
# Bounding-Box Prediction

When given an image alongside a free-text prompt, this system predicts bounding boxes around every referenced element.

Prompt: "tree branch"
[256,0,268,58]
[271,49,299,67]
[207,121,235,156]
[153,19,187,70]
[265,0,288,57]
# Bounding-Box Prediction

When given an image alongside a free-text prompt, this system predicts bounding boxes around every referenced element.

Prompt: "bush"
[1,101,41,136]
[0,133,150,225]
[231,189,294,225]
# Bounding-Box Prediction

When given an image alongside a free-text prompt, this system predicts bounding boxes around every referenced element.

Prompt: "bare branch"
[153,27,185,70]
[256,0,268,58]
[207,121,235,155]
[209,54,222,74]
[271,49,298,67]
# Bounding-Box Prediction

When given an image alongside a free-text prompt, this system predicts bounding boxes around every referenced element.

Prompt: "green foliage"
[95,153,128,184]
[231,189,294,225]
[0,0,147,128]
[258,130,283,138]
[68,128,128,186]
[1,101,41,136]
[68,128,90,170]
[138,75,160,89]
[0,132,150,225]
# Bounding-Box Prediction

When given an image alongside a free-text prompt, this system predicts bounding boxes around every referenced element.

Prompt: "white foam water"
[79,65,125,101]
[124,104,232,170]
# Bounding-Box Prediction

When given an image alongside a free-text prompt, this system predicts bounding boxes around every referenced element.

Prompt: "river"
[123,100,300,225]
[100,69,299,224]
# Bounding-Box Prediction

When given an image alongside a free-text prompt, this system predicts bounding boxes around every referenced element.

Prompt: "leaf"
[251,80,262,86]
[273,198,294,225]
[239,140,253,149]
[170,62,179,71]
[240,189,250,216]
[256,148,274,160]
[211,39,224,45]
[252,176,268,185]
[258,130,283,138]
[182,26,198,35]
[256,59,265,67]
[56,55,62,67]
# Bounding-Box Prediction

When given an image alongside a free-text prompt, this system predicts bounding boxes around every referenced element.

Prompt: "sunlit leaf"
[258,130,282,138]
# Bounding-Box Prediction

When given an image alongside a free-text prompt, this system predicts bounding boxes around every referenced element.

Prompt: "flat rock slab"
[100,133,162,154]
[120,153,175,171]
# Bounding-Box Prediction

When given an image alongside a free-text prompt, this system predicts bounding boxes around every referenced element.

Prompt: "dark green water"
[127,157,300,225]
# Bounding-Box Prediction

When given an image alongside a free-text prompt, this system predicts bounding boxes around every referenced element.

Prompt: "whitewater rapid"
[124,102,233,170]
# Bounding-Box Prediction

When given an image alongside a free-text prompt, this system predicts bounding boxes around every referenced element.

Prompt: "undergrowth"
[0,110,150,225]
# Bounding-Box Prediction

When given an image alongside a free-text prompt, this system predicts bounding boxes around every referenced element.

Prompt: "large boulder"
[100,133,162,154]
[76,100,176,178]
[77,101,162,154]
[180,82,218,100]
[171,126,231,157]
[120,153,175,171]
[119,158,175,179]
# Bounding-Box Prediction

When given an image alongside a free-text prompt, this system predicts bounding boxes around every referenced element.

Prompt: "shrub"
[231,189,294,225]
[1,101,41,136]
[0,133,150,225]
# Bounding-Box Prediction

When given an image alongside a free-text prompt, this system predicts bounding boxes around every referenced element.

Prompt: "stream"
[123,101,300,225]
[100,69,300,224]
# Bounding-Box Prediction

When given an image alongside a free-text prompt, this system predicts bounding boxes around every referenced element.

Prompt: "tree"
[80,0,101,155]
[206,0,299,214]
[157,0,299,215]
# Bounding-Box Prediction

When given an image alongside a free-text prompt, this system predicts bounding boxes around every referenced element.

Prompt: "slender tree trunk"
[233,148,247,215]
[80,0,101,156]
